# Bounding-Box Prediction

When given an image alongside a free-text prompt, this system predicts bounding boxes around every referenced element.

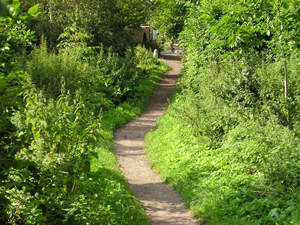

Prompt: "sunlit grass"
[89,61,169,224]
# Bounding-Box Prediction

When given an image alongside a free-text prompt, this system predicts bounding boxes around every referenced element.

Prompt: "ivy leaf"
[0,78,7,92]
[27,4,40,17]
[269,208,280,218]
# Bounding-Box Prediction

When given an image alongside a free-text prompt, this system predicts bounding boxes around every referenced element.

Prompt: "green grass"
[89,62,170,225]
[145,93,300,225]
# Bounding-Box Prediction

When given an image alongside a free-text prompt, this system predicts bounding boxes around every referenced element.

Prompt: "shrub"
[146,97,300,225]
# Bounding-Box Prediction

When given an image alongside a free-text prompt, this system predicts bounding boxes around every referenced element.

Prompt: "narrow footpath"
[114,50,199,225]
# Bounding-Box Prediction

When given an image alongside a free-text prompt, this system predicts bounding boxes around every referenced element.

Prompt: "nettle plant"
[4,80,102,223]
[18,80,100,188]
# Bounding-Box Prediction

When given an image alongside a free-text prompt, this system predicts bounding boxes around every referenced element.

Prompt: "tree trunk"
[277,0,288,100]
[49,0,53,22]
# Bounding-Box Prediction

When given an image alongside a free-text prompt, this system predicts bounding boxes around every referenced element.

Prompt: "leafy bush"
[0,0,38,74]
[222,121,299,188]
[0,3,40,221]
[0,0,38,136]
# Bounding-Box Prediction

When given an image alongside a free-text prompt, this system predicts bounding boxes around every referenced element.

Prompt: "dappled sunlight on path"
[114,50,199,225]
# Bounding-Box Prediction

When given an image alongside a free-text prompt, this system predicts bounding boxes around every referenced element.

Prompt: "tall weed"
[6,80,101,223]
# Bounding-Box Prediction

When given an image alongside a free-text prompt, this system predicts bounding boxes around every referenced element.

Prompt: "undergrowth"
[1,41,169,224]
[146,2,299,224]
[146,93,300,225]
[146,54,299,225]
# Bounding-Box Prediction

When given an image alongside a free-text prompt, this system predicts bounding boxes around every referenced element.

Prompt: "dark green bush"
[0,3,40,222]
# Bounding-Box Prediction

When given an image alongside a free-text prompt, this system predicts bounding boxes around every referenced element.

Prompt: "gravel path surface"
[114,51,199,225]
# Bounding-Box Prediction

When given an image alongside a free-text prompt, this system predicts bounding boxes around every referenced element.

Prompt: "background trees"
[19,0,151,51]
[150,0,186,42]
[150,0,201,42]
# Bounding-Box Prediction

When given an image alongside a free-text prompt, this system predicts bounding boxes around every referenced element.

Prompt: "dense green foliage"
[0,0,169,223]
[151,0,201,42]
[1,44,167,224]
[1,4,39,216]
[151,0,186,42]
[1,45,166,224]
[146,0,300,224]
[147,108,299,224]
[20,0,151,52]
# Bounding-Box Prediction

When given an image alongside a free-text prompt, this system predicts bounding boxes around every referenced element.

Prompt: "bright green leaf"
[27,4,39,16]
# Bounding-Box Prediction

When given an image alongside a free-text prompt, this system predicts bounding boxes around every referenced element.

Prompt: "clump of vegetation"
[0,0,169,223]
[146,0,300,224]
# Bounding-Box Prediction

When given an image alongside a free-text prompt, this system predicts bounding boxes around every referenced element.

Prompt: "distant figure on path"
[153,49,158,58]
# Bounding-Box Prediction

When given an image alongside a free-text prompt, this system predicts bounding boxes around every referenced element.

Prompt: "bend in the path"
[114,51,199,225]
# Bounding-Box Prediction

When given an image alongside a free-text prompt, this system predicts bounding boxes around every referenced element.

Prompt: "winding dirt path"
[114,51,199,225]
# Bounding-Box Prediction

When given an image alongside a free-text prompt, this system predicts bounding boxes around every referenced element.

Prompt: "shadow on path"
[114,50,199,225]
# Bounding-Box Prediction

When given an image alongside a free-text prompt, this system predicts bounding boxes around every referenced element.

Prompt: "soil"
[114,50,199,225]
